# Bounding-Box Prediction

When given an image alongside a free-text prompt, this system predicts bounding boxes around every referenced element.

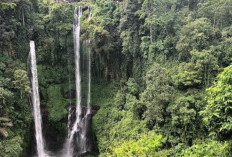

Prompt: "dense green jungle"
[1,0,232,156]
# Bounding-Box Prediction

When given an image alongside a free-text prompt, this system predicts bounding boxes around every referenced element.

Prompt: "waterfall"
[28,6,94,157]
[86,39,91,115]
[64,6,83,157]
[73,6,82,126]
[63,6,94,157]
[88,6,92,20]
[87,7,92,115]
[29,41,47,157]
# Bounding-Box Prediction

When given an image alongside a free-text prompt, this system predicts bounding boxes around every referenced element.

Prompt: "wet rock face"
[73,114,94,157]
[90,105,100,115]
[82,6,89,12]
[68,105,100,156]
[67,104,100,119]
[29,104,100,157]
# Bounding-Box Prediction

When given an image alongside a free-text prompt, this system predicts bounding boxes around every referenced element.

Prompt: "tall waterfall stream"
[29,41,48,157]
[29,6,94,157]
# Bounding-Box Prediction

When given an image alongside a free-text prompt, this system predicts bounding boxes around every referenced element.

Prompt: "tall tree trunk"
[22,7,25,26]
[150,24,153,43]
[20,90,23,99]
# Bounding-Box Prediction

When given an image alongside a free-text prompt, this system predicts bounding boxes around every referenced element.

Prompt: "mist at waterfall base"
[28,7,96,157]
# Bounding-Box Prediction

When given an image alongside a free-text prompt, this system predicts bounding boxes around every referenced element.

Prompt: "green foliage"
[167,95,197,145]
[201,65,232,139]
[174,48,219,89]
[93,80,147,155]
[170,140,229,157]
[176,18,218,60]
[0,136,23,157]
[1,0,232,156]
[0,87,13,107]
[190,49,219,87]
[47,85,67,122]
[198,0,232,29]
[91,79,118,107]
[13,69,30,99]
[0,57,30,156]
[0,1,16,10]
[37,65,68,86]
[141,63,174,128]
[174,62,202,88]
[214,26,232,67]
[111,132,165,157]
[126,78,139,95]
[92,81,120,153]
[47,3,73,31]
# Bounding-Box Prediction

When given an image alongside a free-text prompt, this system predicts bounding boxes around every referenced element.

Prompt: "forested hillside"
[0,0,232,156]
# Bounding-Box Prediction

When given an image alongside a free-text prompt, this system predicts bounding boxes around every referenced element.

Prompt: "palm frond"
[0,128,8,137]
[1,122,13,127]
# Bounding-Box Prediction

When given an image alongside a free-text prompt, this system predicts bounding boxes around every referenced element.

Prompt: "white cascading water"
[63,6,93,157]
[30,41,47,157]
[64,6,82,157]
[86,7,92,115]
[73,5,83,131]
[81,39,91,153]
[86,39,91,115]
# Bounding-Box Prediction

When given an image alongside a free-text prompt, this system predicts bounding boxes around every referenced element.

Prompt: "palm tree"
[0,117,13,137]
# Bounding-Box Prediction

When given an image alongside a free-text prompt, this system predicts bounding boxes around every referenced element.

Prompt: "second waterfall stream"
[63,6,93,157]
